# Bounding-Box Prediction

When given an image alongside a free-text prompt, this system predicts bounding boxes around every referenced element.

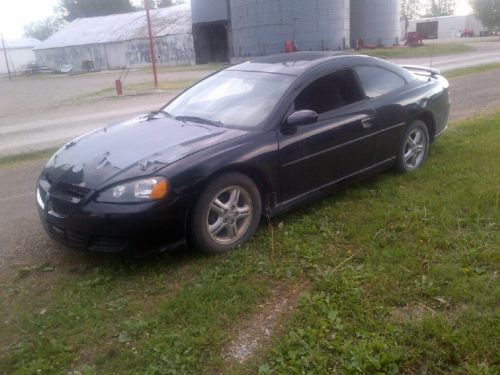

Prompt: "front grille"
[46,223,126,252]
[49,199,74,218]
[66,230,87,246]
[90,238,128,253]
[52,182,91,204]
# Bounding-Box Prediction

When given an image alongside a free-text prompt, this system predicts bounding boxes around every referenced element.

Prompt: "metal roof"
[35,4,192,50]
[1,38,40,50]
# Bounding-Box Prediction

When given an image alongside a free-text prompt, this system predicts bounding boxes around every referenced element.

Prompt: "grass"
[0,148,58,167]
[70,79,198,104]
[360,42,474,59]
[1,114,499,374]
[444,62,500,79]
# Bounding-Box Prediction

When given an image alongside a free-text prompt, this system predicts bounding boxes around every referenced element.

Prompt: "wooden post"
[145,1,159,88]
[1,34,12,81]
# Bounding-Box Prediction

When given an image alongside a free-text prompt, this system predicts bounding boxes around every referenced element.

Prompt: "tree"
[401,0,423,38]
[158,0,174,6]
[471,0,500,30]
[59,0,134,21]
[147,0,185,8]
[24,16,66,41]
[424,0,456,17]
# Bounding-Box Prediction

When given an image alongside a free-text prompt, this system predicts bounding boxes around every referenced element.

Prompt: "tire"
[190,172,262,254]
[395,120,430,174]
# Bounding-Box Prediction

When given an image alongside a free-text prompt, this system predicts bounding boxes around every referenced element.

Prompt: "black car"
[36,52,450,254]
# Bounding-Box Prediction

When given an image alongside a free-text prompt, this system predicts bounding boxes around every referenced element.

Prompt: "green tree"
[424,0,456,17]
[471,0,500,30]
[23,16,66,41]
[59,0,134,21]
[401,0,423,37]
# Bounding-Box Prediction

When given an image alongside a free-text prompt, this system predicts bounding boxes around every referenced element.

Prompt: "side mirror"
[286,110,319,127]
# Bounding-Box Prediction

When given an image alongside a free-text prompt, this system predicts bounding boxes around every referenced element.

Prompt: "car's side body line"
[282,121,406,168]
[270,156,397,216]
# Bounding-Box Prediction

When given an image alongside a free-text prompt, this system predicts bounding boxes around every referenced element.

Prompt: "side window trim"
[354,65,408,99]
[290,67,365,121]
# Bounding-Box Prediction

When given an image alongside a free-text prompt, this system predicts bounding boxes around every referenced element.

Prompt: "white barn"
[408,15,486,39]
[34,4,195,72]
[1,39,40,74]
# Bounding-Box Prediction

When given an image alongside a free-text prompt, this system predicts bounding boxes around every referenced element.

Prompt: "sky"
[0,0,473,40]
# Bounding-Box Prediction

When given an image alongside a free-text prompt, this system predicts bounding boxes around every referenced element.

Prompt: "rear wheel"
[190,173,262,254]
[396,120,430,173]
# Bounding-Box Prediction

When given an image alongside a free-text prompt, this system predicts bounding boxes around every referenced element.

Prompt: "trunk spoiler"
[400,65,441,76]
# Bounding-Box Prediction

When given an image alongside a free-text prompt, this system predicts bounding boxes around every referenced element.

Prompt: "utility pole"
[145,0,159,88]
[1,34,12,81]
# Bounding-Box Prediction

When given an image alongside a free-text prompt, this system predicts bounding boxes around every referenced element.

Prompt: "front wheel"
[190,173,262,254]
[395,120,430,173]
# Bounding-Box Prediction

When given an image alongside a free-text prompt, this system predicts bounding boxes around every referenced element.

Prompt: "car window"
[164,70,294,130]
[294,69,365,116]
[355,66,406,98]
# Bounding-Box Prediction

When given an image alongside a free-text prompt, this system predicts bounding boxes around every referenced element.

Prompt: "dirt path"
[0,70,499,278]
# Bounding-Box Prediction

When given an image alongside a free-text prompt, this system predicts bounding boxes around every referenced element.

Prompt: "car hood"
[44,115,246,190]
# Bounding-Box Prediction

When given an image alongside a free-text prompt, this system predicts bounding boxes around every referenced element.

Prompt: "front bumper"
[36,183,189,254]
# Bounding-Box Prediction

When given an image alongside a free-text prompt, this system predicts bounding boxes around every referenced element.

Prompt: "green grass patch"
[70,79,197,104]
[0,148,58,168]
[360,42,474,59]
[1,114,499,373]
[444,62,500,79]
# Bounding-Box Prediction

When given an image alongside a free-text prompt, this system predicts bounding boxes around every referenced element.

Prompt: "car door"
[277,68,378,202]
[354,66,409,163]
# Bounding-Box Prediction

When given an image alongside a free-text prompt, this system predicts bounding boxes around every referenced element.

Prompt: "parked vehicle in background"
[36,52,450,255]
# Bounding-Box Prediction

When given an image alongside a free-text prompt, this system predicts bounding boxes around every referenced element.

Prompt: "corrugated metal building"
[1,39,40,74]
[192,0,400,63]
[34,4,195,72]
[350,0,400,46]
[408,15,486,39]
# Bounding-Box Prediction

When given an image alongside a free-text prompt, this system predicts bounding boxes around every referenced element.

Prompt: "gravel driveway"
[0,69,499,278]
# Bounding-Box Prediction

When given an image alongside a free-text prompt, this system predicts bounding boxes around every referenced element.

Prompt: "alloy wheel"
[206,186,253,245]
[403,128,427,170]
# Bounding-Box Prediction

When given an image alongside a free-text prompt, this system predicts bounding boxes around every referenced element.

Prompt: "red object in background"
[115,79,123,96]
[404,32,424,47]
[355,38,377,50]
[462,29,474,37]
[285,40,298,53]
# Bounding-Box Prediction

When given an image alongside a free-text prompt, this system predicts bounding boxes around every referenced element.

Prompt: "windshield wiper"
[147,110,175,120]
[175,116,223,127]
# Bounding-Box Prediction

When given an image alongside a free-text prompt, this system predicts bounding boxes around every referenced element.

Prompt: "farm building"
[34,1,404,70]
[192,0,401,64]
[1,38,40,74]
[407,15,486,39]
[34,4,195,72]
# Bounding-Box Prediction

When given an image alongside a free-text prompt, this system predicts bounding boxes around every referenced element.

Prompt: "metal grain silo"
[229,0,293,57]
[350,0,400,47]
[293,0,350,52]
[229,0,350,58]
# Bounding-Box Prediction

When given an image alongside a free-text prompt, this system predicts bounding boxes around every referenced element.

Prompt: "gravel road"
[0,69,499,278]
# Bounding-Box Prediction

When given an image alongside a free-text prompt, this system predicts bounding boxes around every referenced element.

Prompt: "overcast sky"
[0,0,473,40]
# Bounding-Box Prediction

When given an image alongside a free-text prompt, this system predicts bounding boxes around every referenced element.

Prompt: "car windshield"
[163,70,294,130]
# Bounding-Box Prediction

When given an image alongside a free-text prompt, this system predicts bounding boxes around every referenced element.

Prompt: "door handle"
[361,116,374,129]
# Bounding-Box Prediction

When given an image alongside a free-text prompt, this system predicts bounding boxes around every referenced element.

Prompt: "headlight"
[97,177,169,203]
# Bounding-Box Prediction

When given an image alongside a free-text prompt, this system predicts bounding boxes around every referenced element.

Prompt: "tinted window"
[294,69,364,116]
[355,66,406,98]
[165,71,294,129]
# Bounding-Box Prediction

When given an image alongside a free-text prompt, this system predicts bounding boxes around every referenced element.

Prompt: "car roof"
[226,51,416,82]
[227,51,359,76]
